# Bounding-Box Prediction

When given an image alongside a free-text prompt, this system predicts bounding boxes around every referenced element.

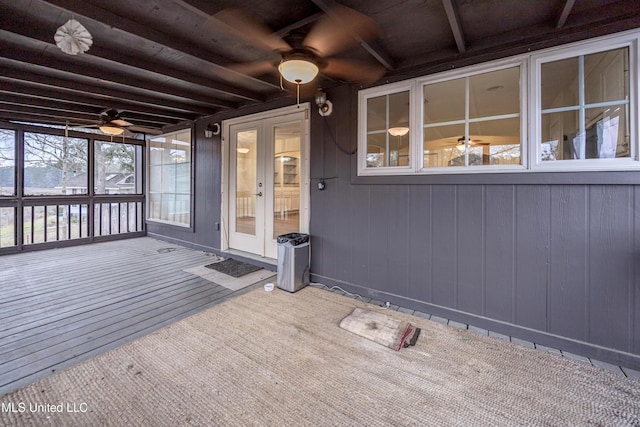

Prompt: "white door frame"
[221,103,310,259]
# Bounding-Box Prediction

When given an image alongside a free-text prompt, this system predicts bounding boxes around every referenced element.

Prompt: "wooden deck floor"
[0,237,264,396]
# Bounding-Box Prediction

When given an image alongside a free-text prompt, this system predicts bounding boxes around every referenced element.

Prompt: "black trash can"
[276,233,310,292]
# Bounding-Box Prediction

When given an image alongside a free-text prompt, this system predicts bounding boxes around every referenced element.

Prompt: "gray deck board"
[0,237,258,396]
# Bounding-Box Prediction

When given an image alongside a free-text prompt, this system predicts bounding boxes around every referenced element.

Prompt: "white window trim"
[357,29,640,176]
[529,32,639,172]
[146,128,193,228]
[358,80,417,175]
[416,57,528,174]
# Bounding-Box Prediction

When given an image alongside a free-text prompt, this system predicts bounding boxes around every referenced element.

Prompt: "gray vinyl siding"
[308,85,640,369]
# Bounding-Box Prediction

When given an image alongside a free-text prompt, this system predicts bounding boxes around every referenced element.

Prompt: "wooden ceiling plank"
[0,103,100,122]
[0,81,198,122]
[310,0,395,70]
[0,66,219,117]
[0,17,266,103]
[0,42,237,110]
[556,0,576,30]
[41,0,280,90]
[442,0,466,54]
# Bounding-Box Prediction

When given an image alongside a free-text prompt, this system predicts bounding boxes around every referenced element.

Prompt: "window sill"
[352,168,640,186]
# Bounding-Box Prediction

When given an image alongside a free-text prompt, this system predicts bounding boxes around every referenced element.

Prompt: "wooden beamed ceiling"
[0,0,638,135]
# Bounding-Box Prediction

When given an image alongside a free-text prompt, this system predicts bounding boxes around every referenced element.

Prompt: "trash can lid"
[277,233,309,245]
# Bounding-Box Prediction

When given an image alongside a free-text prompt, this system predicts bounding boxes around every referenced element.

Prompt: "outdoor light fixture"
[205,123,220,138]
[388,127,409,137]
[236,147,249,154]
[99,125,124,136]
[315,88,333,116]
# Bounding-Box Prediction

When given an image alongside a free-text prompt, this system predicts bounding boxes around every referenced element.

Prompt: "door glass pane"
[236,130,257,235]
[273,123,300,239]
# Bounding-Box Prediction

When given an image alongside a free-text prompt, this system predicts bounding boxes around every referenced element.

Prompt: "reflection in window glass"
[423,66,521,168]
[366,90,410,168]
[23,132,88,195]
[94,141,142,194]
[148,129,191,226]
[0,129,15,196]
[540,47,629,161]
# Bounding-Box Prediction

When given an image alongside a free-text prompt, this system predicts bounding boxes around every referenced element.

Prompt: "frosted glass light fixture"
[388,127,409,137]
[278,59,319,84]
[99,125,124,136]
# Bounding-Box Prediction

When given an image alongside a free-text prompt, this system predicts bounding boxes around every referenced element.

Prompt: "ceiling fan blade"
[127,125,163,135]
[323,58,385,85]
[111,119,132,127]
[303,5,379,57]
[229,60,277,77]
[214,9,291,53]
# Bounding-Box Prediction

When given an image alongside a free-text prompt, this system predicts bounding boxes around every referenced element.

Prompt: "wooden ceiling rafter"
[0,43,239,110]
[0,17,265,104]
[0,81,200,123]
[442,0,466,54]
[556,0,577,30]
[0,64,218,117]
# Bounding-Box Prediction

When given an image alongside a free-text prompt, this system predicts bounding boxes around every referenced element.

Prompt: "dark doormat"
[205,258,262,278]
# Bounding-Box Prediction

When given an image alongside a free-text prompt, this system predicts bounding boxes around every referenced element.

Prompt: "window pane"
[469,67,520,119]
[0,129,15,196]
[367,96,386,132]
[541,110,578,160]
[541,107,628,160]
[367,133,387,167]
[469,117,521,165]
[147,130,191,226]
[23,133,88,196]
[541,57,578,109]
[366,90,410,168]
[584,106,629,158]
[0,207,15,247]
[424,78,465,124]
[94,141,141,195]
[423,123,465,168]
[585,47,629,105]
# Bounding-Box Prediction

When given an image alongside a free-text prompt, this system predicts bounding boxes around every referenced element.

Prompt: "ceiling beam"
[0,20,265,103]
[0,81,198,122]
[556,0,576,30]
[41,0,280,90]
[0,104,100,123]
[310,0,395,70]
[0,66,219,116]
[0,42,238,110]
[0,112,97,127]
[442,0,466,54]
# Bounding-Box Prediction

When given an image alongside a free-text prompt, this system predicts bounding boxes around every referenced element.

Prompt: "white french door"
[226,107,308,259]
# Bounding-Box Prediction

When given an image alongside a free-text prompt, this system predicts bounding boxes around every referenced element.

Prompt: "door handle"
[254,192,262,197]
